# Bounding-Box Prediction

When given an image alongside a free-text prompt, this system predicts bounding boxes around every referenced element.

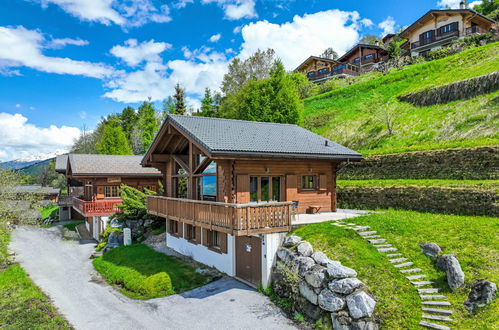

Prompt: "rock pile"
[464,280,497,313]
[273,235,378,329]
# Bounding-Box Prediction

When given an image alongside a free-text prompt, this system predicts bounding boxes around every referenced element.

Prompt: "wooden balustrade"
[147,196,292,235]
[72,197,122,217]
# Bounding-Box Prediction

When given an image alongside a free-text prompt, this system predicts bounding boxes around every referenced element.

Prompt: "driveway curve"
[10,227,296,330]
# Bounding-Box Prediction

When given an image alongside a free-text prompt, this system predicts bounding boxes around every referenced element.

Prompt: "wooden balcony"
[411,30,459,49]
[466,26,489,35]
[147,196,292,236]
[72,197,122,217]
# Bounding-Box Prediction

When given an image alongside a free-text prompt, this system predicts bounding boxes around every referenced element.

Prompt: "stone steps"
[394,262,414,268]
[419,288,440,294]
[422,301,451,306]
[362,235,381,239]
[378,247,398,252]
[352,226,370,231]
[422,307,453,315]
[359,231,377,236]
[386,253,402,257]
[412,281,435,287]
[423,314,453,322]
[419,320,450,330]
[400,268,422,273]
[406,274,426,280]
[368,239,387,244]
[420,294,446,300]
[389,257,408,263]
[373,244,392,248]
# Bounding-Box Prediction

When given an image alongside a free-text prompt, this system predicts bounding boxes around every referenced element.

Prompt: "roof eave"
[210,150,363,161]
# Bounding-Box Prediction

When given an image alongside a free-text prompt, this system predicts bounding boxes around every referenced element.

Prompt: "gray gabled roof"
[160,115,361,160]
[68,154,162,177]
[55,154,68,173]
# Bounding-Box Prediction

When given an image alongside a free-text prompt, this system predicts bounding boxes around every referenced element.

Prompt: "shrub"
[143,272,174,296]
[96,226,121,251]
[92,258,147,295]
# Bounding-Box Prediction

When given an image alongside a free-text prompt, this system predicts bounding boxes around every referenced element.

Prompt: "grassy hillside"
[303,43,499,155]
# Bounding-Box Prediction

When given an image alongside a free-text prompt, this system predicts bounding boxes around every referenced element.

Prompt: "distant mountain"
[0,150,65,171]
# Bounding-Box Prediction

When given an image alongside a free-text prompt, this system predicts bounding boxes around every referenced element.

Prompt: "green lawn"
[292,210,498,329]
[337,179,499,192]
[63,221,84,231]
[93,244,212,299]
[303,42,499,155]
[0,227,71,329]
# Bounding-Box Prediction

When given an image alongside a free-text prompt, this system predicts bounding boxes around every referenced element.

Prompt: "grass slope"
[0,228,71,329]
[292,210,498,329]
[337,179,499,192]
[303,43,499,155]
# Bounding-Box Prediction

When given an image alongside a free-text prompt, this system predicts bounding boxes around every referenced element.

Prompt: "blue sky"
[0,0,469,161]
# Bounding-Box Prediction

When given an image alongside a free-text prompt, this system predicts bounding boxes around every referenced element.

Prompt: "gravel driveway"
[10,227,296,330]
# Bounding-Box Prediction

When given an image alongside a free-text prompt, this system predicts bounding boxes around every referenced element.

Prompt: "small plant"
[293,312,305,323]
[96,226,121,251]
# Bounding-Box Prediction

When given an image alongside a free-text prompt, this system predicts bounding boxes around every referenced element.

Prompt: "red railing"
[72,197,122,217]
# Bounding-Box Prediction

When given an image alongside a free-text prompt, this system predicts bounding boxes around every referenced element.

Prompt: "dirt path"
[10,227,296,330]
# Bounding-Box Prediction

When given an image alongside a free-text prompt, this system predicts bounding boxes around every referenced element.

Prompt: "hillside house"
[399,8,497,57]
[142,115,361,287]
[336,44,388,70]
[294,56,341,82]
[56,154,162,240]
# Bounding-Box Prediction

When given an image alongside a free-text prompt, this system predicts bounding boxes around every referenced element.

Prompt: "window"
[104,186,119,198]
[185,224,197,242]
[249,176,283,202]
[439,22,457,34]
[168,220,180,237]
[318,68,329,75]
[301,176,317,190]
[307,71,316,78]
[364,54,374,60]
[142,185,156,193]
[353,57,361,63]
[211,230,221,248]
[421,30,434,40]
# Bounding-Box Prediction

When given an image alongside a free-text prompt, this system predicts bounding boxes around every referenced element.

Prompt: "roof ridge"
[168,114,300,127]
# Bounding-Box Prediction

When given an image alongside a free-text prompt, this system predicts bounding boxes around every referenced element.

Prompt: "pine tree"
[137,100,159,153]
[172,83,186,115]
[199,88,214,117]
[96,117,132,155]
[120,106,138,140]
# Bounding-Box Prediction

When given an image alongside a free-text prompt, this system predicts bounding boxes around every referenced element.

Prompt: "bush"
[96,226,121,251]
[92,258,148,295]
[143,272,174,296]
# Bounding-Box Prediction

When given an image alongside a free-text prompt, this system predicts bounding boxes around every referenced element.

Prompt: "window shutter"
[194,226,201,245]
[286,175,297,201]
[236,174,249,204]
[178,221,183,238]
[319,174,327,191]
[220,232,228,254]
[202,228,209,247]
[167,219,173,234]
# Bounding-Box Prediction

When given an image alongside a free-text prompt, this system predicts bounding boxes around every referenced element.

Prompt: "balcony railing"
[411,30,459,49]
[466,26,489,35]
[72,197,122,217]
[147,196,292,235]
[307,64,360,81]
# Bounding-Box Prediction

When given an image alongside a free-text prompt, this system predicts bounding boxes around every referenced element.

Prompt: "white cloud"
[47,37,89,49]
[110,39,172,67]
[78,111,87,119]
[436,0,468,8]
[378,16,396,36]
[173,0,194,9]
[209,33,221,42]
[469,1,482,8]
[202,0,257,20]
[0,112,80,162]
[15,104,21,108]
[32,0,171,27]
[0,26,114,78]
[238,10,362,70]
[361,18,374,27]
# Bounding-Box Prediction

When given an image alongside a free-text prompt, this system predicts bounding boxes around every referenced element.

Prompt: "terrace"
[72,197,122,217]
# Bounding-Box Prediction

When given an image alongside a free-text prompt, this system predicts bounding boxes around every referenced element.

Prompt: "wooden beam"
[150,154,170,162]
[172,155,189,172]
[194,156,212,174]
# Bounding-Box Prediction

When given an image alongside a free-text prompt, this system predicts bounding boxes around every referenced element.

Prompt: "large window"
[200,176,217,201]
[249,176,282,202]
[185,224,198,243]
[104,186,119,198]
[168,220,180,237]
[439,22,457,35]
[301,175,317,190]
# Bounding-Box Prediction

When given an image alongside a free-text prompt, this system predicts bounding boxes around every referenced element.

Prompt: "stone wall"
[337,186,498,217]
[339,147,498,180]
[399,71,499,107]
[272,235,378,329]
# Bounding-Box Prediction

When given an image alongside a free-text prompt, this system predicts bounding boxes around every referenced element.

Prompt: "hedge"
[337,186,498,217]
[399,71,499,106]
[339,146,498,180]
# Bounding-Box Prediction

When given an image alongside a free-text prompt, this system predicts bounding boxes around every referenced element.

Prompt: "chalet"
[56,154,162,240]
[399,7,497,57]
[294,56,341,82]
[336,44,388,70]
[142,115,361,287]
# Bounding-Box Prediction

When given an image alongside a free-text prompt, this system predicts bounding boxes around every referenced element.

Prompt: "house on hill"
[141,115,361,287]
[336,43,388,70]
[294,56,341,82]
[56,154,162,240]
[399,7,497,57]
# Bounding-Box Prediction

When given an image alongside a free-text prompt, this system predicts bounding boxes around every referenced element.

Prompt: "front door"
[235,236,262,286]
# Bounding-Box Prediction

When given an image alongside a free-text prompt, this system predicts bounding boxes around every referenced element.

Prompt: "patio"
[291,209,368,226]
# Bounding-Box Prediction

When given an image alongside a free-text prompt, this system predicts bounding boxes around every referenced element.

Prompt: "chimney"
[459,0,466,9]
[325,140,329,146]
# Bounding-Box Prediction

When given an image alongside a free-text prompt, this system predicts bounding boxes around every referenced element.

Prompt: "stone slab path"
[331,220,454,330]
[10,227,296,330]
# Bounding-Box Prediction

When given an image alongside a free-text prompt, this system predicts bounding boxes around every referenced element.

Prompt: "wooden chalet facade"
[142,115,361,287]
[56,154,162,240]
[337,44,387,69]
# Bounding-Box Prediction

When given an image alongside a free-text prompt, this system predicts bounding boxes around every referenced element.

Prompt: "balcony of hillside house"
[465,25,489,35]
[411,30,459,49]
[306,64,360,82]
[72,197,122,217]
[146,196,292,235]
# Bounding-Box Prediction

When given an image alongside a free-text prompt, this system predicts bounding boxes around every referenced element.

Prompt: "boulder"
[296,296,324,321]
[331,311,352,330]
[311,251,331,266]
[276,247,292,263]
[329,278,365,295]
[305,265,328,288]
[283,235,301,247]
[327,263,357,279]
[297,257,316,277]
[346,291,376,319]
[318,289,346,312]
[299,281,318,305]
[351,319,379,330]
[436,254,465,291]
[464,280,497,313]
[419,243,442,259]
[297,241,314,257]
